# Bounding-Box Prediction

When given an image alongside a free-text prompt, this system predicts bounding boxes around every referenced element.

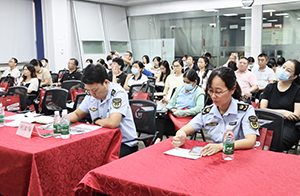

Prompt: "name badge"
[16,121,38,139]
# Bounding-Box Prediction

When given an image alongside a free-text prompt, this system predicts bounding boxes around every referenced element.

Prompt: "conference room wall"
[0,0,36,65]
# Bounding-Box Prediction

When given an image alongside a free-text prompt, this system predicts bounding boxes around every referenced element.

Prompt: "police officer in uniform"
[172,67,259,156]
[68,64,138,158]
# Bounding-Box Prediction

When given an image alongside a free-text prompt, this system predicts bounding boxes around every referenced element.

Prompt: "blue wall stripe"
[34,0,45,60]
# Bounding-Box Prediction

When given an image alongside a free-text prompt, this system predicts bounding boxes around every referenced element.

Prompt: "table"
[75,138,300,196]
[0,113,122,196]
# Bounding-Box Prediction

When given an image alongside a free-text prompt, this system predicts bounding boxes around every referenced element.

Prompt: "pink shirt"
[235,70,257,95]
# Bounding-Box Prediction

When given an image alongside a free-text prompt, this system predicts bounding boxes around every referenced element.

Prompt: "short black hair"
[30,59,42,67]
[86,59,93,64]
[82,64,108,85]
[248,57,255,63]
[183,69,199,85]
[11,57,18,64]
[277,57,285,66]
[240,57,249,63]
[204,52,212,59]
[70,58,79,66]
[126,51,132,57]
[153,56,161,62]
[106,55,112,61]
[41,58,48,63]
[113,57,125,70]
[258,53,268,60]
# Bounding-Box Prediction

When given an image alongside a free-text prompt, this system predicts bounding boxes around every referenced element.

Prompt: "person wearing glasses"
[68,64,138,158]
[172,67,259,157]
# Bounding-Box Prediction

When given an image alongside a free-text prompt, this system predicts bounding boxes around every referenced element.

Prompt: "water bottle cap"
[54,111,59,115]
[62,109,68,115]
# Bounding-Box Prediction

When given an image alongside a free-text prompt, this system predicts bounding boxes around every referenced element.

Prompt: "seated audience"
[68,64,138,158]
[204,52,215,70]
[19,64,39,106]
[151,56,162,74]
[41,58,49,69]
[235,57,258,101]
[261,59,300,151]
[53,58,82,86]
[123,61,149,91]
[248,56,258,71]
[252,53,276,98]
[114,51,133,74]
[142,55,152,71]
[2,58,20,78]
[106,55,113,70]
[156,60,171,92]
[223,53,238,67]
[277,56,286,67]
[107,57,127,87]
[185,55,199,72]
[162,59,184,103]
[156,69,205,142]
[97,58,109,71]
[228,61,237,71]
[85,59,93,68]
[197,56,211,90]
[173,67,258,156]
[31,59,52,87]
[141,66,153,77]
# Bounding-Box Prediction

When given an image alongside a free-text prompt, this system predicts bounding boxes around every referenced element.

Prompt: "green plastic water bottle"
[223,125,235,161]
[60,109,70,139]
[0,102,5,124]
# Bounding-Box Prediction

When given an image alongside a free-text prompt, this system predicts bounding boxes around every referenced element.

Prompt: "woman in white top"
[162,59,184,104]
[124,61,149,91]
[19,64,39,106]
[197,56,212,90]
[142,55,153,71]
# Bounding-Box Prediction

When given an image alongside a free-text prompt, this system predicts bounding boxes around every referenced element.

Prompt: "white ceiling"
[82,0,187,6]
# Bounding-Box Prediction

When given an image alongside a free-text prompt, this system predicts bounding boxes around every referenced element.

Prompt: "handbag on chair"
[168,108,193,131]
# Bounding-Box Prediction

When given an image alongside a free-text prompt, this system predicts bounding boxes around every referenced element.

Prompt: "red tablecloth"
[75,138,300,196]
[0,113,122,196]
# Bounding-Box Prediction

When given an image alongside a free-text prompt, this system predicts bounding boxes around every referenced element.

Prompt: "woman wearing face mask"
[123,61,149,91]
[261,59,300,151]
[155,69,205,142]
[172,67,259,156]
[85,59,93,68]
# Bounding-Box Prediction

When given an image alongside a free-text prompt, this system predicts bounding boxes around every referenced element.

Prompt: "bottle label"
[53,124,60,134]
[223,142,234,155]
[60,125,70,135]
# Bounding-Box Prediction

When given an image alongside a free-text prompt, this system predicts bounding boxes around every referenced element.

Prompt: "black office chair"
[145,84,155,101]
[0,75,15,87]
[129,99,159,147]
[128,82,149,100]
[40,88,68,115]
[6,86,28,111]
[51,73,59,83]
[58,69,69,82]
[255,108,284,152]
[61,80,84,102]
[147,76,156,86]
[70,92,92,123]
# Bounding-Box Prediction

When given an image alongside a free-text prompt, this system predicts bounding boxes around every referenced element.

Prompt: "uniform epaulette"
[111,89,116,96]
[202,105,213,115]
[238,103,249,112]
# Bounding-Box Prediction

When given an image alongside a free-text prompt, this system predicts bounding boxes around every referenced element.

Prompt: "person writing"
[155,69,205,143]
[260,59,300,151]
[172,67,259,156]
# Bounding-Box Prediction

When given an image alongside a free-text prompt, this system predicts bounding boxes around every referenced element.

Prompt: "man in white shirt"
[1,58,20,78]
[252,53,276,98]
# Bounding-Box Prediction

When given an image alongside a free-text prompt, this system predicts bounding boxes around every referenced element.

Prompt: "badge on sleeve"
[248,115,259,129]
[202,105,213,115]
[112,98,122,109]
[238,103,249,112]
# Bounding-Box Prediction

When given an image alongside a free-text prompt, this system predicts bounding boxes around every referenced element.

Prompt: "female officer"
[155,69,205,142]
[172,67,259,156]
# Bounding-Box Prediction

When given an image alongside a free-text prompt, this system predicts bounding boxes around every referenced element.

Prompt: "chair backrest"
[145,84,155,101]
[61,80,84,102]
[51,73,59,83]
[7,86,28,111]
[73,93,86,111]
[40,88,68,115]
[255,108,284,152]
[129,99,157,135]
[0,76,15,87]
[128,82,149,100]
[147,76,156,86]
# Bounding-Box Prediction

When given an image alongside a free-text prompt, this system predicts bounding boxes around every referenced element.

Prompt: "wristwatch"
[93,117,102,125]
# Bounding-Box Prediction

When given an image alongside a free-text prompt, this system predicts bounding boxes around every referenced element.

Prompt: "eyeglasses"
[208,89,229,97]
[86,88,98,94]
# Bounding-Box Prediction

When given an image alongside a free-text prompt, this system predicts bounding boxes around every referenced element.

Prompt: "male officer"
[68,64,138,158]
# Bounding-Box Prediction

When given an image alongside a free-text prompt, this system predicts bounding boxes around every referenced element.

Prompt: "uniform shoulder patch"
[238,103,249,112]
[248,115,259,130]
[202,105,213,115]
[111,89,116,96]
[112,98,122,109]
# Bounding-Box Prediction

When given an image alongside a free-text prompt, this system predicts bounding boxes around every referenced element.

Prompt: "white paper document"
[164,148,201,160]
[70,124,101,135]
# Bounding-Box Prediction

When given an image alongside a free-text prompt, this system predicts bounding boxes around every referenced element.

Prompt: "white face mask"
[41,62,45,67]
[108,60,112,64]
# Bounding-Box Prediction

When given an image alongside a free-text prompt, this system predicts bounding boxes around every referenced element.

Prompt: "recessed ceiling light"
[263,9,276,13]
[268,19,278,22]
[240,16,252,19]
[223,13,238,17]
[275,13,289,16]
